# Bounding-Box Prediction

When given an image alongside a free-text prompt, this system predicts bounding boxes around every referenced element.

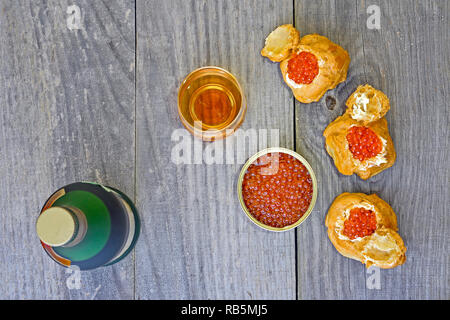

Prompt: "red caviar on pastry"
[343,207,377,239]
[286,51,319,84]
[346,126,383,162]
[325,193,406,269]
[280,34,350,103]
[261,25,350,103]
[323,85,396,180]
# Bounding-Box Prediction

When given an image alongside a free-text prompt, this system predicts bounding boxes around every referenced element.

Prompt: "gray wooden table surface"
[0,0,448,300]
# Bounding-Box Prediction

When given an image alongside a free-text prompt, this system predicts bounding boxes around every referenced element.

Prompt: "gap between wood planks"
[133,0,138,301]
[292,0,299,301]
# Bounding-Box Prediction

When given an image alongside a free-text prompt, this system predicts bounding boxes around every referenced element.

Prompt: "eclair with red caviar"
[261,25,350,103]
[325,193,406,269]
[323,84,396,180]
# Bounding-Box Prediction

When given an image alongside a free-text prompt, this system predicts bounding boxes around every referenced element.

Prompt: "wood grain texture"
[0,0,448,300]
[0,0,135,299]
[135,0,296,299]
[293,0,367,300]
[294,0,449,299]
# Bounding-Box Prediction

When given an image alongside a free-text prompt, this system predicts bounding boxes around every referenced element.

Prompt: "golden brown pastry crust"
[323,114,396,180]
[345,84,390,124]
[279,34,350,103]
[261,24,300,63]
[325,193,406,269]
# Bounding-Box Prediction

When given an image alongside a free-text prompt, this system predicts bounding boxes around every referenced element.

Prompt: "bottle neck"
[36,206,87,247]
[61,206,88,247]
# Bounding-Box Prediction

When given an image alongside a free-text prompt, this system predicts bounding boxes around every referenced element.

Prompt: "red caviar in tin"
[343,207,377,240]
[346,126,383,162]
[242,152,313,228]
[287,51,319,84]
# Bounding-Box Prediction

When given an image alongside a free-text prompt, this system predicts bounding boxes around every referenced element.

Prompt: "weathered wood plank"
[293,0,367,300]
[358,0,449,300]
[295,0,448,299]
[0,0,135,299]
[136,0,296,299]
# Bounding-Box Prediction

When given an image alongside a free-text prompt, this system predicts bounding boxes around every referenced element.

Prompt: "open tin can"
[237,147,318,232]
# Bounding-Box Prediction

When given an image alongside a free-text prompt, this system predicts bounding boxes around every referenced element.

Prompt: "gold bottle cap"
[36,207,77,247]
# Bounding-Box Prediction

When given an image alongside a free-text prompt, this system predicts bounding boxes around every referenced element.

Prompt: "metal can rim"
[237,147,318,232]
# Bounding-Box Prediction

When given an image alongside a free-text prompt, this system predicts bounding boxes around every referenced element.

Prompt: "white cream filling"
[351,93,371,121]
[285,74,305,89]
[317,58,325,67]
[350,92,382,122]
